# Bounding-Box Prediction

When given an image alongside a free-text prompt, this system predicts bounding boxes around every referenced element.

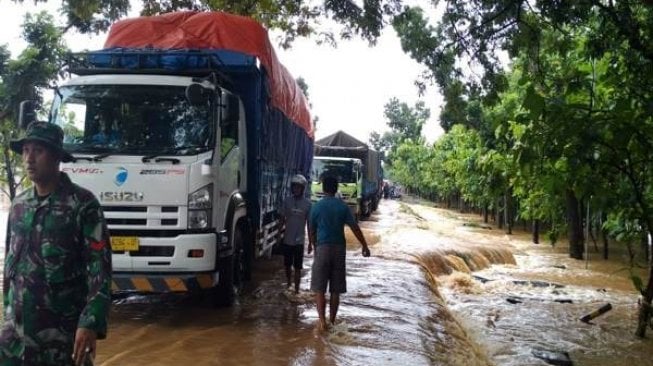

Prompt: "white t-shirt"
[280,196,312,246]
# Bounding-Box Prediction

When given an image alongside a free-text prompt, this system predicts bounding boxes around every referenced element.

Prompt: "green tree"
[369,97,429,160]
[12,0,406,48]
[391,1,653,336]
[0,12,69,199]
[295,76,319,128]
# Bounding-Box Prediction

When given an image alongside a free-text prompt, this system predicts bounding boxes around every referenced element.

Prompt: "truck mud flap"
[111,273,217,293]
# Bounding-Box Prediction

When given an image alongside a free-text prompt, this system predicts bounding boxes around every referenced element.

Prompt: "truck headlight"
[189,185,212,209]
[188,210,210,229]
[188,185,212,229]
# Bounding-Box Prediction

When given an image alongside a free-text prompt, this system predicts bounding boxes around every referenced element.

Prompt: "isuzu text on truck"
[21,12,314,305]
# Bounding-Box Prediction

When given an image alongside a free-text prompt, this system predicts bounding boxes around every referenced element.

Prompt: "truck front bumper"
[111,272,218,293]
[112,232,218,273]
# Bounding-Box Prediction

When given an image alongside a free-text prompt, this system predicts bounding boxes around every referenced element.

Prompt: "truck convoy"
[312,131,383,218]
[31,12,314,305]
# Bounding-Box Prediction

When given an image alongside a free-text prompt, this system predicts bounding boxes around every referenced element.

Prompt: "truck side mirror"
[18,100,36,129]
[185,83,208,106]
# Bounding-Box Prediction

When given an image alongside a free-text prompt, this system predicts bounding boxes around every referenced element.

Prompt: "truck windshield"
[312,159,356,184]
[51,84,213,155]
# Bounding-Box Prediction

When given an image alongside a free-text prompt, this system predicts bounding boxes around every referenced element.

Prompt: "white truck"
[23,12,314,305]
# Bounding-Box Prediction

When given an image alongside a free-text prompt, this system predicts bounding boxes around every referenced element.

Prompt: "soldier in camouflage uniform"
[1,122,112,365]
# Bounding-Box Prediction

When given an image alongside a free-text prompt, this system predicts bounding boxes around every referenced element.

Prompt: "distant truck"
[311,156,363,216]
[20,12,314,305]
[313,131,383,218]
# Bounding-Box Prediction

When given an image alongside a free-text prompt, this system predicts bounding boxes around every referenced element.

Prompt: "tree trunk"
[566,189,584,259]
[3,146,16,200]
[496,197,504,229]
[532,220,540,244]
[504,192,513,235]
[483,204,489,223]
[601,212,609,259]
[636,248,653,338]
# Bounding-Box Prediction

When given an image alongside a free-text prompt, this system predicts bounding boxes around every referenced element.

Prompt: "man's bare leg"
[285,266,292,289]
[316,292,329,331]
[294,269,301,294]
[329,292,340,325]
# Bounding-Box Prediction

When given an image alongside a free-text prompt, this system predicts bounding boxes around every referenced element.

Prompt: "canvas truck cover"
[314,130,369,161]
[104,11,313,139]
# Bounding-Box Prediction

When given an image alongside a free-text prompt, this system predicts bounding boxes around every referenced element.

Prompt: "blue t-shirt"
[309,196,356,246]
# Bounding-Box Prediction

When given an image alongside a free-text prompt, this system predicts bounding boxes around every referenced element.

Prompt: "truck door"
[217,92,242,226]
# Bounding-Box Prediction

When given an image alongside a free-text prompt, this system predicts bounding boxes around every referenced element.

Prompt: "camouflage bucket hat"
[10,122,75,163]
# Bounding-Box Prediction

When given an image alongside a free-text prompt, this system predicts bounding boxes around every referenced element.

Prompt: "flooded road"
[2,198,653,365]
[93,199,494,366]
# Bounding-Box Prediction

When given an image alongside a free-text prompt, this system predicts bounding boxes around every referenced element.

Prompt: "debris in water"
[462,222,493,230]
[554,299,573,304]
[512,280,564,288]
[486,309,500,328]
[472,275,493,283]
[532,348,573,366]
[580,303,613,323]
[506,295,573,304]
[506,296,523,304]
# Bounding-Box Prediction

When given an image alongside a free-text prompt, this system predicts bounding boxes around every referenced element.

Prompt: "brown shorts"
[310,244,347,294]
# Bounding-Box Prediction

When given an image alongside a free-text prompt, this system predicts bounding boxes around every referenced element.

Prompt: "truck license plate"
[111,236,140,251]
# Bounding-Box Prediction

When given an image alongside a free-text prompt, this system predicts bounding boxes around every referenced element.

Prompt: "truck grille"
[129,246,175,257]
[313,192,351,200]
[102,205,183,229]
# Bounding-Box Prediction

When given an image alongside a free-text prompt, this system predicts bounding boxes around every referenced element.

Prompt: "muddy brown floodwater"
[1,198,653,365]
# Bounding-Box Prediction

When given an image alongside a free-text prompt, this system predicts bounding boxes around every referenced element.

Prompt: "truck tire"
[234,221,254,282]
[209,254,235,307]
[371,197,379,211]
[208,223,247,307]
[361,200,371,218]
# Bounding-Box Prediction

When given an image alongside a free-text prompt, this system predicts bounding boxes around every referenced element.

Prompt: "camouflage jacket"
[0,173,112,365]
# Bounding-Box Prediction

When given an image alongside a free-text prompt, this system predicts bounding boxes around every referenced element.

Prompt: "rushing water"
[1,199,653,365]
[407,203,653,366]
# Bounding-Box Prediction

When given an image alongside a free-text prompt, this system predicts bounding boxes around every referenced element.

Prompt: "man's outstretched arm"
[349,223,370,257]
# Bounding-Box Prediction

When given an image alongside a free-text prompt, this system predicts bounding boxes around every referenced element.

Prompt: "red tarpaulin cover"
[104,11,314,138]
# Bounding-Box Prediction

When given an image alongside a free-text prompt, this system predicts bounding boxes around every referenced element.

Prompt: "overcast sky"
[0,2,444,144]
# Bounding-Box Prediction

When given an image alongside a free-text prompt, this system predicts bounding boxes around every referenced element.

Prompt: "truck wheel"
[371,197,379,211]
[234,222,253,282]
[208,224,247,307]
[209,254,235,307]
[361,201,371,218]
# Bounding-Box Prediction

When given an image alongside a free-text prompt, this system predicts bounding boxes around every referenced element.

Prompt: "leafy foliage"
[387,0,653,336]
[369,97,429,161]
[12,0,405,48]
[0,12,69,199]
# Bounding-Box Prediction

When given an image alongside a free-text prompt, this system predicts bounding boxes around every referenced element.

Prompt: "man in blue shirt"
[308,175,370,331]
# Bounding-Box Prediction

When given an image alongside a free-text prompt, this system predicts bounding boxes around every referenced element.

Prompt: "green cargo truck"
[312,131,383,219]
[311,156,363,216]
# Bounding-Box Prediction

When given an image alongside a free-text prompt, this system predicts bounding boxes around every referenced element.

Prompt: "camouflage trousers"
[0,323,76,366]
